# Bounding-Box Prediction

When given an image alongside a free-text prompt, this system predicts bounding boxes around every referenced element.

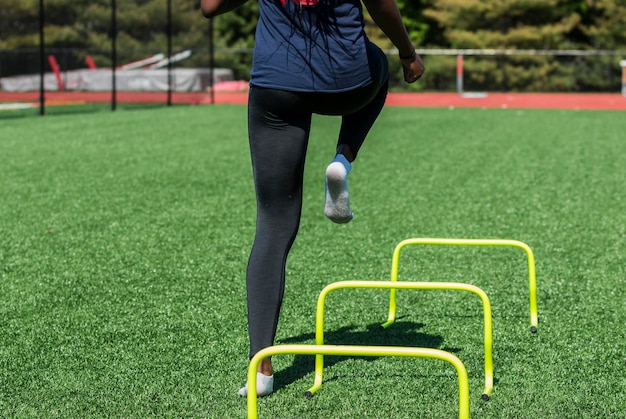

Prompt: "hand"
[401,52,425,84]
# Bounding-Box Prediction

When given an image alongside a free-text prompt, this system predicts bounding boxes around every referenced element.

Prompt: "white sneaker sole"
[324,162,353,224]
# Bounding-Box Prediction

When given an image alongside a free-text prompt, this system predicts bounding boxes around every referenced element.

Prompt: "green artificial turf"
[1,104,624,418]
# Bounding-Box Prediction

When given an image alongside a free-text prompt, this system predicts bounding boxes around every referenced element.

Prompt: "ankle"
[336,144,355,162]
[257,359,273,376]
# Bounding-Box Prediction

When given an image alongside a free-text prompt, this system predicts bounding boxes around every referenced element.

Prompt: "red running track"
[1,91,625,110]
[386,92,626,110]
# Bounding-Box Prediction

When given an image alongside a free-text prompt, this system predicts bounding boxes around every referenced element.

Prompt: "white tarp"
[0,68,234,92]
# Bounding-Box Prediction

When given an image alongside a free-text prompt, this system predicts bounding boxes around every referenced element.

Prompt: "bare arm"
[361,0,425,83]
[201,0,250,18]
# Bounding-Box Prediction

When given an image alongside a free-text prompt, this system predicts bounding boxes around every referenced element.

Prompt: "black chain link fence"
[0,0,219,117]
[1,1,625,118]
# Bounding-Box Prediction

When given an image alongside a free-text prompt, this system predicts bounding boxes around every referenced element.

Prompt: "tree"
[422,0,594,91]
[0,0,212,77]
[573,0,626,90]
[578,0,626,48]
[0,0,41,49]
[424,0,587,48]
[207,2,258,80]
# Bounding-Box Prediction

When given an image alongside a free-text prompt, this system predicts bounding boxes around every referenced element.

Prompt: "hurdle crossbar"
[384,238,538,333]
[306,280,493,400]
[248,344,469,419]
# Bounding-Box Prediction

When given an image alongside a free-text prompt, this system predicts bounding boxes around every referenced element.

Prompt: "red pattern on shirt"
[280,0,320,6]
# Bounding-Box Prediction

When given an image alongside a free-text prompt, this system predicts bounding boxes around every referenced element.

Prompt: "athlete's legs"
[245,87,312,382]
[337,42,390,160]
[322,74,389,221]
[311,42,390,222]
[242,42,389,388]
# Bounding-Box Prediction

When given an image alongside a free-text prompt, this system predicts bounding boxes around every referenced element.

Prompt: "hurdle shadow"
[274,319,457,392]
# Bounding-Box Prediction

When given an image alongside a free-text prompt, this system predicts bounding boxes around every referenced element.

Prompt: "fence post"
[167,0,172,106]
[621,60,626,96]
[208,18,215,105]
[456,54,463,95]
[111,0,117,111]
[39,0,45,115]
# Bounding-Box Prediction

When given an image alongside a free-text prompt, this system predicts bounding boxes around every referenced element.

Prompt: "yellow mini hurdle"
[383,238,538,333]
[306,280,493,400]
[248,344,470,419]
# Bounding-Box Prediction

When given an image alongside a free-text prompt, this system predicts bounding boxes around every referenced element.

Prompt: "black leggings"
[246,44,389,358]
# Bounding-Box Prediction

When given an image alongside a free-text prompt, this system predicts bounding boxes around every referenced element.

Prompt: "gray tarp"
[0,68,234,92]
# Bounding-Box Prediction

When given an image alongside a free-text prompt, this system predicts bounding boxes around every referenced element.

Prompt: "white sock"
[238,372,274,397]
[324,154,353,224]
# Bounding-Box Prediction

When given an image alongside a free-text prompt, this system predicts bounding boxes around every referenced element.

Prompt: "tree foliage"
[0,0,210,75]
[420,0,626,91]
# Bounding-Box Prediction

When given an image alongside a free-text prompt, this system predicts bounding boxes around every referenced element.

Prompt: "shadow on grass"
[0,102,170,120]
[274,319,460,393]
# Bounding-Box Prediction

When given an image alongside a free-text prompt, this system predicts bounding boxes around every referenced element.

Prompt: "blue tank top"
[251,0,374,93]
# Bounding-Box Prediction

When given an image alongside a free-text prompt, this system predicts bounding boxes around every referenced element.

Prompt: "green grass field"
[1,104,625,418]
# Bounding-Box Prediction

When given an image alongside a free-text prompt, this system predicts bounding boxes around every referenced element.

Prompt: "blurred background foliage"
[1,0,625,92]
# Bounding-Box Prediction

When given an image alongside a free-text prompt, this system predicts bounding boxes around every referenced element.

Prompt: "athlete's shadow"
[274,319,459,393]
